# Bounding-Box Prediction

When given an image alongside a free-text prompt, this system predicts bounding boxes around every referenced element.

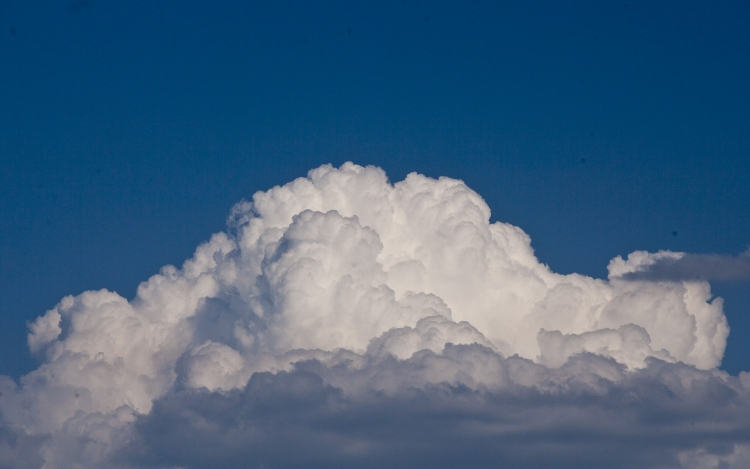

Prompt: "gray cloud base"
[6,347,748,469]
[131,352,750,469]
[5,347,750,468]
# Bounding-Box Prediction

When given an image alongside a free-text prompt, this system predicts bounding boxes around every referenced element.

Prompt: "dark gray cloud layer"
[619,249,750,282]
[3,345,750,468]
[129,348,750,468]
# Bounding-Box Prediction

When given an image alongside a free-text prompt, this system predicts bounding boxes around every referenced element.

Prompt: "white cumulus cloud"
[0,162,746,468]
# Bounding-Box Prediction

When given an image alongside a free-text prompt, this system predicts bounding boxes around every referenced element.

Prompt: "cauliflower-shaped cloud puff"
[2,163,739,469]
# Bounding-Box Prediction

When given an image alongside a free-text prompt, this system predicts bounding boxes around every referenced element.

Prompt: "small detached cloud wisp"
[610,248,750,282]
[1,163,749,469]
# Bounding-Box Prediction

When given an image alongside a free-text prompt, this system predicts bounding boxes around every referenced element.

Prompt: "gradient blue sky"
[1,0,748,379]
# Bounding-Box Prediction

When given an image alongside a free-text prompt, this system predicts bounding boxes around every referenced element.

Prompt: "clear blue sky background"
[1,0,748,378]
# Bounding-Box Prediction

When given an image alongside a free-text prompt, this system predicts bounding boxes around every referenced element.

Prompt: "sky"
[1,1,750,468]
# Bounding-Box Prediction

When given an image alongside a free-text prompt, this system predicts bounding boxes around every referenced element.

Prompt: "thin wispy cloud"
[0,163,748,468]
[610,249,750,282]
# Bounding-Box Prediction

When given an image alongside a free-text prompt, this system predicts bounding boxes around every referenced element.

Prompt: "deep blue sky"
[1,0,748,378]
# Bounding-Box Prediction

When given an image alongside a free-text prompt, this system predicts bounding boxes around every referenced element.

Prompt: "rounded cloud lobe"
[1,163,747,468]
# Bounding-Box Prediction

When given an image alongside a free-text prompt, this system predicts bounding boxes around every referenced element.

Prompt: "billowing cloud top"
[1,163,748,468]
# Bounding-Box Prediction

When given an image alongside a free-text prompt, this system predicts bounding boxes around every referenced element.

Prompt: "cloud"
[609,249,750,282]
[127,354,750,469]
[0,163,747,468]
